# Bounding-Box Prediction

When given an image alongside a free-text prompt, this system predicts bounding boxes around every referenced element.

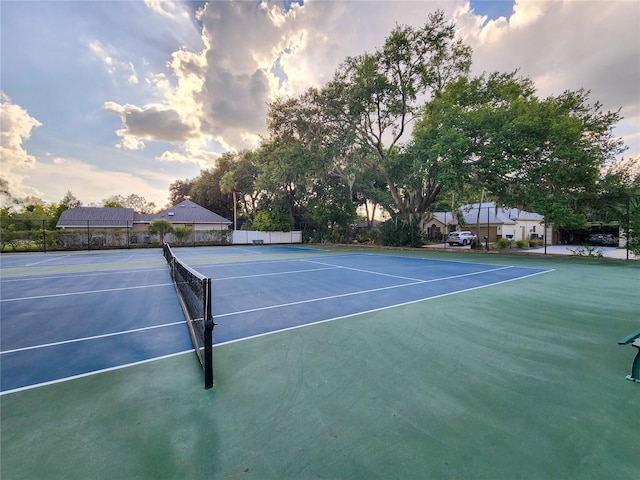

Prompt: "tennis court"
[1,246,638,479]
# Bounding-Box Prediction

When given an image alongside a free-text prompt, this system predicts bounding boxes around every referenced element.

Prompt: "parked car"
[446,231,477,246]
[587,234,616,246]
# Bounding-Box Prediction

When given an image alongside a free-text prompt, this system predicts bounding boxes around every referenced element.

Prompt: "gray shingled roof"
[145,199,231,225]
[56,200,231,228]
[57,207,135,227]
[460,203,517,225]
[430,203,543,227]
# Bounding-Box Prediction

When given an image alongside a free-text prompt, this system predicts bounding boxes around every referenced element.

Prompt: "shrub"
[515,239,528,249]
[496,238,509,248]
[253,210,290,232]
[379,217,423,248]
[173,226,192,244]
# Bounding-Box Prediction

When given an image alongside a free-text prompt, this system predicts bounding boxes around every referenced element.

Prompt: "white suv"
[446,231,477,246]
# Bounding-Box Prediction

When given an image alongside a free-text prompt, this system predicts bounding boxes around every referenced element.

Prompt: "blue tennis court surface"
[206,254,551,344]
[0,250,552,393]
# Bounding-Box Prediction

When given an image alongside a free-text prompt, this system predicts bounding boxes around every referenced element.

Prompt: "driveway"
[528,244,638,260]
[425,243,638,260]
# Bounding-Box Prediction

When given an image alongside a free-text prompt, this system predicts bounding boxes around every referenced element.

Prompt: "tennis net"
[163,243,214,389]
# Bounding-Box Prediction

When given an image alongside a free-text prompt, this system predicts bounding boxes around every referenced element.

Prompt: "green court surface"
[1,247,638,479]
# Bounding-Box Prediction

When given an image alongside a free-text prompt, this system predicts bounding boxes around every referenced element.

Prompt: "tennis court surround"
[1,245,638,479]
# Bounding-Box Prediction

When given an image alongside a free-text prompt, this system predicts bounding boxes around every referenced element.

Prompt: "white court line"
[0,267,167,283]
[24,254,72,267]
[214,266,514,318]
[0,321,186,355]
[301,258,434,282]
[213,266,339,281]
[216,268,555,347]
[0,282,173,302]
[203,257,320,269]
[230,248,263,255]
[0,350,193,396]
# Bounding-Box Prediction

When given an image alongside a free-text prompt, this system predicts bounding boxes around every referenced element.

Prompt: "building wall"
[131,223,230,232]
[498,220,553,243]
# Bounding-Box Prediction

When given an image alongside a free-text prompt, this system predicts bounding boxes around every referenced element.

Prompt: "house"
[423,211,458,240]
[423,203,553,244]
[131,199,232,232]
[56,200,232,246]
[57,199,231,231]
[55,207,135,228]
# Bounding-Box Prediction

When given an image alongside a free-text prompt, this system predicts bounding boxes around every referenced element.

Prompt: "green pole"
[627,195,630,261]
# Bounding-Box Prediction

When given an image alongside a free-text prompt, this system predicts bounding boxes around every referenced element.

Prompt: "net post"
[204,319,214,389]
[203,277,214,389]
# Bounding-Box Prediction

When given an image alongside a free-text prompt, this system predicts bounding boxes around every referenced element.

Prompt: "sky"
[1,0,639,209]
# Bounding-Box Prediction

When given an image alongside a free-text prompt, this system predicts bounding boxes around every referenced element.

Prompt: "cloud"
[104,101,198,148]
[158,145,221,166]
[0,92,43,198]
[457,1,639,116]
[13,155,173,208]
[102,0,638,167]
[103,1,459,160]
[88,40,139,85]
[0,94,173,207]
[144,0,190,20]
[455,0,640,157]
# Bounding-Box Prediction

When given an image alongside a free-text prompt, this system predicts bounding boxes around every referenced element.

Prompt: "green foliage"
[173,226,192,244]
[379,217,423,248]
[410,73,625,230]
[514,239,528,249]
[147,219,175,243]
[189,153,239,221]
[102,194,156,213]
[496,238,509,248]
[52,191,82,221]
[252,210,290,232]
[169,178,196,205]
[593,159,640,255]
[354,228,379,245]
[320,11,472,222]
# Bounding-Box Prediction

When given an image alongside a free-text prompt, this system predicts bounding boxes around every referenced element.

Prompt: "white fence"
[231,230,302,245]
